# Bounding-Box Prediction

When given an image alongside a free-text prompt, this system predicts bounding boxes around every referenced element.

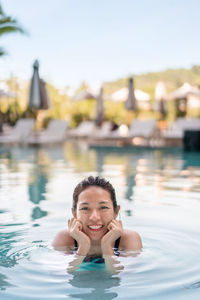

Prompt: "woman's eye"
[80,207,89,211]
[101,206,109,210]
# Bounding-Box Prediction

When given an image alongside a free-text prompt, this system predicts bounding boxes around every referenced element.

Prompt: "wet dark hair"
[72,176,117,211]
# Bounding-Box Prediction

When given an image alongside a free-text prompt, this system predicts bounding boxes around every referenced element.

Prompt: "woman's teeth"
[88,225,102,229]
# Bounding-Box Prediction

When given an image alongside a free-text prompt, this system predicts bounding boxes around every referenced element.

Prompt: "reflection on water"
[31,206,47,221]
[68,270,120,300]
[125,174,135,201]
[0,143,200,223]
[0,142,200,299]
[28,158,49,221]
[0,273,13,292]
[28,170,48,204]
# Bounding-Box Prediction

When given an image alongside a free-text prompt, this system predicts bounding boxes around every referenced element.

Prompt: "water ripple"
[1,145,200,299]
[0,224,199,300]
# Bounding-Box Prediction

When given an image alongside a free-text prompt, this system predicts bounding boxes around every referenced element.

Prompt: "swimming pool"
[0,141,200,299]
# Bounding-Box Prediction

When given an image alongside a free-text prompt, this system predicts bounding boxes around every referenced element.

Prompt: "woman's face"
[73,186,120,241]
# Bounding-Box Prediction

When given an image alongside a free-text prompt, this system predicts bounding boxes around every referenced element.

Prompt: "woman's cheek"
[77,213,87,222]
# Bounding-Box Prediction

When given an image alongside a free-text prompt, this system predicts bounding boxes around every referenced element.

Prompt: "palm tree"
[0,3,25,57]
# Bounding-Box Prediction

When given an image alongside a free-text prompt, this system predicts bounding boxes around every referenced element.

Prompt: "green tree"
[0,3,25,56]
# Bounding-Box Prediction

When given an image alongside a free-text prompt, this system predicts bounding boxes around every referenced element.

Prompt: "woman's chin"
[87,231,104,241]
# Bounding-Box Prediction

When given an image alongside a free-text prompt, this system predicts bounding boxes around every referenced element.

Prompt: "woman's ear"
[72,208,76,218]
[114,205,120,219]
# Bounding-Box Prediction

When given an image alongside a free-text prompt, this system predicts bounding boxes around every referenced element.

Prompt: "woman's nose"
[89,209,100,220]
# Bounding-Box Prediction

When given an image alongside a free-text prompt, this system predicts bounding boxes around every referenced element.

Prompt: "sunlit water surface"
[0,141,200,300]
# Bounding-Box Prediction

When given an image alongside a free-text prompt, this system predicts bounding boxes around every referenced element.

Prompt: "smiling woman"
[52,176,142,272]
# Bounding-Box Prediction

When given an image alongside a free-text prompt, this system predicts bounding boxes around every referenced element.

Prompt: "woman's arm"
[52,219,91,272]
[52,228,74,250]
[101,220,124,273]
[102,255,124,274]
[67,218,91,256]
[100,223,142,273]
[119,230,143,251]
[101,220,123,255]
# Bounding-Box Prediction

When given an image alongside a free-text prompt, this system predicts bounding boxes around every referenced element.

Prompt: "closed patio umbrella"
[125,77,137,125]
[155,81,167,117]
[95,87,104,127]
[39,79,50,109]
[125,78,137,111]
[28,60,50,111]
[111,87,150,110]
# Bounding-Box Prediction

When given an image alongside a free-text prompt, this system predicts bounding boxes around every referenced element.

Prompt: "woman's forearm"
[103,255,124,274]
[67,254,86,272]
[101,244,114,256]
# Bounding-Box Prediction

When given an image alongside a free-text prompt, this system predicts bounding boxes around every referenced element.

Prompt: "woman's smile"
[88,225,103,231]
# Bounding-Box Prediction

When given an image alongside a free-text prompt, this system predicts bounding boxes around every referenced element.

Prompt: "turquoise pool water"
[0,141,200,299]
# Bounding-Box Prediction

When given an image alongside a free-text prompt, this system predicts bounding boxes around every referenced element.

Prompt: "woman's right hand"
[68,218,91,256]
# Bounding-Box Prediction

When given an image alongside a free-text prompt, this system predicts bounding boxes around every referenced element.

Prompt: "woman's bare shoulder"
[52,228,74,249]
[120,229,143,251]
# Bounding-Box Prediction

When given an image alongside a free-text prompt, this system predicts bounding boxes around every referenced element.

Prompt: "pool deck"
[0,122,196,150]
[66,128,183,148]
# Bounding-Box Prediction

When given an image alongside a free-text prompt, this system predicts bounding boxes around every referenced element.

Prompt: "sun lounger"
[91,122,112,138]
[27,120,68,145]
[129,119,157,138]
[163,118,200,139]
[88,122,130,147]
[68,121,97,138]
[91,122,129,139]
[0,119,35,145]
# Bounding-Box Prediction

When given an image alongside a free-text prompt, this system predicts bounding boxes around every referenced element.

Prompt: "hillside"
[104,65,200,98]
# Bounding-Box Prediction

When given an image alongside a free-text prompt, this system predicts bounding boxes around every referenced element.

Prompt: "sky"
[0,0,200,91]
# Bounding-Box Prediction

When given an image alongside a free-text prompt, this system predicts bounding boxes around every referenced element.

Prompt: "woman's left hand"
[101,220,123,255]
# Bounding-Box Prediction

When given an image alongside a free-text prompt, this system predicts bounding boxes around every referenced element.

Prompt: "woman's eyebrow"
[79,202,89,206]
[99,201,110,205]
[79,201,110,205]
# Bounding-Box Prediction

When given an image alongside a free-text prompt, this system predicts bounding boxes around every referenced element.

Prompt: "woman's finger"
[77,220,83,231]
[107,220,123,233]
[71,218,79,229]
[112,219,123,230]
[107,221,115,231]
[73,219,83,231]
[68,218,74,228]
[68,218,79,231]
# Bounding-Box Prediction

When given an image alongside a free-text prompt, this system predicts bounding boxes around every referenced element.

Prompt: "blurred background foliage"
[0,3,26,57]
[1,2,200,129]
[1,66,200,128]
[104,66,200,95]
